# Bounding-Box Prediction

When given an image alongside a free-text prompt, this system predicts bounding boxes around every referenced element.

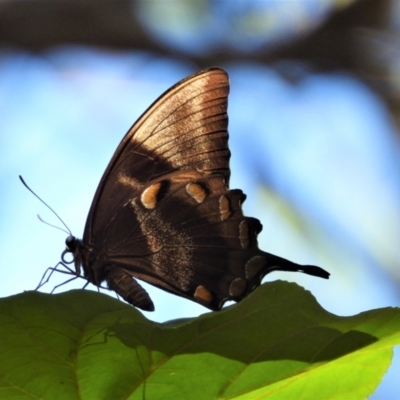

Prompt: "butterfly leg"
[50,275,81,293]
[35,261,76,290]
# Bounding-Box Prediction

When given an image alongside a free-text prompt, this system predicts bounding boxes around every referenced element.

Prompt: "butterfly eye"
[65,235,76,251]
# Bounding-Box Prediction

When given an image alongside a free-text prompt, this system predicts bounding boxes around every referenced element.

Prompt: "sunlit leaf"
[1,281,399,399]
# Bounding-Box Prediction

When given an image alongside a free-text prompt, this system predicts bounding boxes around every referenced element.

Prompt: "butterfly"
[33,67,329,312]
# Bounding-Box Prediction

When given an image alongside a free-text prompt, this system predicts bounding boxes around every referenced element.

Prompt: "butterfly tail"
[263,253,330,280]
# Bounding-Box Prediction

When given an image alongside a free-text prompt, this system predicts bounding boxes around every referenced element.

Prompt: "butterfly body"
[58,68,329,312]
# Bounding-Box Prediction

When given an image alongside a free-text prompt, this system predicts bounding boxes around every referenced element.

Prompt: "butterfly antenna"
[37,214,70,235]
[19,175,72,235]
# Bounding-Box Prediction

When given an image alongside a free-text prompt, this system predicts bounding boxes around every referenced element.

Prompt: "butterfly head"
[61,235,84,277]
[65,235,77,252]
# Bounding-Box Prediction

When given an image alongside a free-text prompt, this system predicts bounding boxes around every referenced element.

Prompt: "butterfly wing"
[84,68,230,246]
[83,68,233,310]
[81,67,329,311]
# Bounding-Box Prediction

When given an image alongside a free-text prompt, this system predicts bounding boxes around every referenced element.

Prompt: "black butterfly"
[33,67,330,312]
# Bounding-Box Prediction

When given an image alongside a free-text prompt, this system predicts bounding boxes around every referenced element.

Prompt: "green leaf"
[0,281,399,399]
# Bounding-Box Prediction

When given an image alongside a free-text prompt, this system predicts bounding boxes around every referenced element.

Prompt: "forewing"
[84,68,230,246]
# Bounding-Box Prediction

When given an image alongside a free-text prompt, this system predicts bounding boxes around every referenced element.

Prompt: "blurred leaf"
[1,282,399,399]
